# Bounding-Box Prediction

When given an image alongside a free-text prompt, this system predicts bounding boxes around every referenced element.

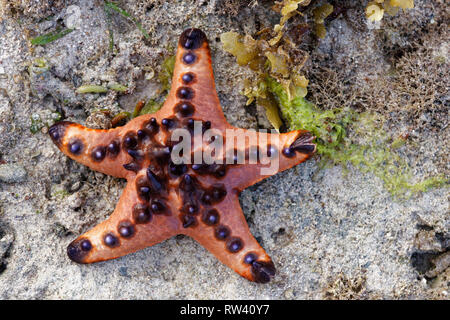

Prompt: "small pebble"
[64,5,82,30]
[0,164,27,183]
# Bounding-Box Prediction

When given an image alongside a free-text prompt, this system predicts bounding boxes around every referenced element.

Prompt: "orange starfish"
[49,29,315,283]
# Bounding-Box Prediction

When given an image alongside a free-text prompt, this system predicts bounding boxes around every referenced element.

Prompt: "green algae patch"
[30,114,43,134]
[266,77,447,197]
[266,77,349,156]
[52,189,70,199]
[76,85,108,94]
[138,99,162,116]
[30,28,74,46]
[158,55,176,93]
[76,83,128,94]
[30,111,62,134]
[28,58,49,75]
[108,83,128,92]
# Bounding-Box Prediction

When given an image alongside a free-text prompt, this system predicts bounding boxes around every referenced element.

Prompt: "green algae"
[52,189,70,199]
[30,28,73,46]
[104,1,116,53]
[138,99,162,116]
[30,114,43,134]
[30,111,61,134]
[76,85,108,94]
[266,77,447,197]
[108,83,128,92]
[28,58,49,75]
[75,84,128,94]
[158,55,176,93]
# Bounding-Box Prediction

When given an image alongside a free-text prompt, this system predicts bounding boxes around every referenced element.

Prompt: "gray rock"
[0,164,27,183]
[64,5,82,30]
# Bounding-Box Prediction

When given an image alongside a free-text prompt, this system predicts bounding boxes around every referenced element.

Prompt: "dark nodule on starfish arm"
[67,238,92,263]
[118,221,135,238]
[104,233,120,248]
[161,118,177,130]
[179,28,207,50]
[184,202,198,215]
[243,252,257,265]
[127,149,144,160]
[200,185,227,205]
[123,162,141,173]
[146,168,165,192]
[133,203,152,224]
[179,173,195,190]
[214,225,230,240]
[182,72,195,84]
[150,200,166,214]
[123,132,138,149]
[203,121,211,132]
[266,144,278,157]
[107,140,120,157]
[68,138,84,155]
[290,132,316,154]
[138,186,150,201]
[182,214,197,228]
[92,145,106,161]
[282,147,295,158]
[137,129,147,140]
[175,102,195,117]
[182,53,196,65]
[169,161,188,177]
[48,121,72,147]
[251,260,276,283]
[226,237,243,253]
[144,117,159,134]
[191,162,227,178]
[177,87,195,100]
[202,209,220,226]
[151,146,172,165]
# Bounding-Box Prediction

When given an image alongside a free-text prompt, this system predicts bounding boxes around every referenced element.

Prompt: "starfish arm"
[183,193,276,283]
[66,178,181,263]
[160,29,228,128]
[225,128,316,191]
[48,121,130,178]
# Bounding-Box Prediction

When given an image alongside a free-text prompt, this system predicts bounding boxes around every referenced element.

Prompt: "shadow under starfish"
[49,28,316,283]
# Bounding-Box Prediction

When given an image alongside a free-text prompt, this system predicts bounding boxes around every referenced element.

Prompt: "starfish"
[49,29,316,283]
